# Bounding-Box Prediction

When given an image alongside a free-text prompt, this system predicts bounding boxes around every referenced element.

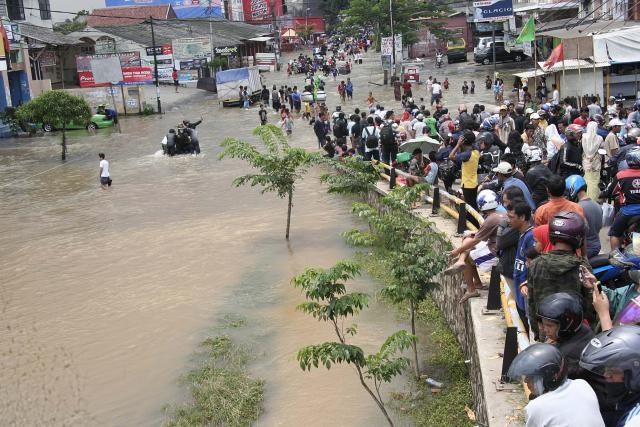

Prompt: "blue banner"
[105,0,222,19]
[473,0,513,22]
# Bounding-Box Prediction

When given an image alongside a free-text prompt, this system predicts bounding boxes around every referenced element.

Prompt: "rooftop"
[87,6,176,27]
[18,22,81,47]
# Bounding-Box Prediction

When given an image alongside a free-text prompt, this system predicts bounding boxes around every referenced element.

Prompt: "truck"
[216,66,262,108]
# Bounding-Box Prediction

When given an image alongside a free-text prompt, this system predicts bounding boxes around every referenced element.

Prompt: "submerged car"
[42,114,114,132]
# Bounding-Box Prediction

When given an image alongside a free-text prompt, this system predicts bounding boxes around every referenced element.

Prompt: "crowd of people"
[280,35,640,426]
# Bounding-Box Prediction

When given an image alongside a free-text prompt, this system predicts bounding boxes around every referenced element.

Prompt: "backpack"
[380,123,395,146]
[364,127,379,149]
[333,118,348,138]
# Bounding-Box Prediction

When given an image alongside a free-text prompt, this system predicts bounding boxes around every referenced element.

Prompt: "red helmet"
[565,124,584,139]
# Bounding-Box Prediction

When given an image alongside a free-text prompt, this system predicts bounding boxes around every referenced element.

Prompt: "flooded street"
[0,55,414,426]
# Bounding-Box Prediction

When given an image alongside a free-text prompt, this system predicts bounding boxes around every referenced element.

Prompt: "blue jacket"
[503,176,536,211]
[513,227,535,309]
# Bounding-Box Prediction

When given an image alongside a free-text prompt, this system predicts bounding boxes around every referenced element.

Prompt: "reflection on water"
[0,99,411,426]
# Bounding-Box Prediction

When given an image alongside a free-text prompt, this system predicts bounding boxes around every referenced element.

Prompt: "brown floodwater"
[0,83,414,426]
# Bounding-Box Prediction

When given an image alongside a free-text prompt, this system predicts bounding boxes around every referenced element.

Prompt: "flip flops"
[443,262,465,276]
[458,291,480,304]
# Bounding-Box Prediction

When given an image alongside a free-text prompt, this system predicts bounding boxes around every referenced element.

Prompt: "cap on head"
[530,113,541,120]
[493,161,513,175]
[609,118,624,127]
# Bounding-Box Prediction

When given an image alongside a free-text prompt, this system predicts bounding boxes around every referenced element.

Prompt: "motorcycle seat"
[589,254,611,268]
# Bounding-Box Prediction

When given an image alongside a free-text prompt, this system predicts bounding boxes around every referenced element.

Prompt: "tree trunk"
[410,300,420,379]
[355,365,394,427]
[285,190,293,240]
[61,126,67,161]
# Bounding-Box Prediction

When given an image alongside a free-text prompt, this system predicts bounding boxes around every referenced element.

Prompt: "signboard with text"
[214,46,239,56]
[172,37,211,60]
[105,0,222,19]
[473,0,513,22]
[145,44,173,56]
[76,52,152,87]
[242,0,283,22]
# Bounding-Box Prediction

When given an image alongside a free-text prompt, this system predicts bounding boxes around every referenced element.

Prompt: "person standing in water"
[98,153,111,189]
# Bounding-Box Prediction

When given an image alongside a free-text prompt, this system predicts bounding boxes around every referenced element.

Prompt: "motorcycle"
[591,252,632,290]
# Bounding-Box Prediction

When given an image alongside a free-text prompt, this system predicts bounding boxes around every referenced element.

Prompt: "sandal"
[458,291,480,304]
[444,263,465,276]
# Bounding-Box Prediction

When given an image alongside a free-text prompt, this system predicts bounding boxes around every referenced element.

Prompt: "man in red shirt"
[402,80,412,98]
[534,174,585,226]
[573,107,589,127]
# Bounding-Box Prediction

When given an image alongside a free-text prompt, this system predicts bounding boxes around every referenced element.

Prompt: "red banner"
[243,0,282,23]
[78,67,153,87]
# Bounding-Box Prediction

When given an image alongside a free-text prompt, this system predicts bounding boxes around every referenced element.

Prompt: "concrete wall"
[364,183,525,427]
[552,68,605,102]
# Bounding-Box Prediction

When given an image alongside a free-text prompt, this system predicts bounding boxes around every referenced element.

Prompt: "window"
[7,0,25,21]
[39,0,51,20]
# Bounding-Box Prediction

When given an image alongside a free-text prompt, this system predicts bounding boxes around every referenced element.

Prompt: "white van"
[475,36,504,53]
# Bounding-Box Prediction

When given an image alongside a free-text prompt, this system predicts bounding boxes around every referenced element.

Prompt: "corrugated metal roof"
[94,19,267,48]
[19,22,81,46]
[537,18,631,38]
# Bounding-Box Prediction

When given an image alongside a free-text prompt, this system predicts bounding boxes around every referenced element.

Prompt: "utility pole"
[389,0,396,79]
[149,16,162,114]
[271,0,280,70]
[492,27,496,85]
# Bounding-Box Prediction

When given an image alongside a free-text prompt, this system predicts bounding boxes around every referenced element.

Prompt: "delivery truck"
[216,66,263,107]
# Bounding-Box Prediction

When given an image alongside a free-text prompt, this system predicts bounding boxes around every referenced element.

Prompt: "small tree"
[16,90,91,161]
[294,261,415,427]
[344,185,450,379]
[319,156,381,195]
[219,124,315,239]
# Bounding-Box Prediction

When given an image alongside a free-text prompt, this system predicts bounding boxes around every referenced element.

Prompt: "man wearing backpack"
[361,116,380,161]
[379,111,397,165]
[349,113,362,151]
[314,112,328,148]
[356,111,368,156]
[333,112,349,146]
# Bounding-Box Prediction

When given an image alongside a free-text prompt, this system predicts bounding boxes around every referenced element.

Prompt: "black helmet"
[580,325,640,393]
[537,292,583,340]
[549,211,585,249]
[476,131,493,145]
[507,343,567,396]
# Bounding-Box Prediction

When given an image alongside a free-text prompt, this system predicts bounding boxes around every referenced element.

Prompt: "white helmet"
[477,189,499,212]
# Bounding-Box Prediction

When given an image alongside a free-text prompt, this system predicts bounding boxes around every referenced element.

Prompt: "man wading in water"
[98,153,111,190]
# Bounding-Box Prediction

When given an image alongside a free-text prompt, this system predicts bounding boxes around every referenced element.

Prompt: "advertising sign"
[39,51,57,67]
[172,37,211,60]
[145,44,173,56]
[473,0,513,22]
[381,37,393,56]
[105,0,222,19]
[242,0,282,22]
[76,52,152,87]
[179,58,208,70]
[214,46,239,56]
[91,57,124,84]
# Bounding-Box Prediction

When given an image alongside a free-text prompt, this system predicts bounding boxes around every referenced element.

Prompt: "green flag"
[516,17,535,44]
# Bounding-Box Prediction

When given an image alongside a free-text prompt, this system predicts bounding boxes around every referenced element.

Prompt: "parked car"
[445,37,467,63]
[474,42,524,65]
[42,114,114,132]
[474,36,504,53]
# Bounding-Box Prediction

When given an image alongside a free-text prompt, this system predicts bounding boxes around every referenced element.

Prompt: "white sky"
[49,0,106,23]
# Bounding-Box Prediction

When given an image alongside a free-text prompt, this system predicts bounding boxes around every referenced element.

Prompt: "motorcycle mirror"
[598,148,607,155]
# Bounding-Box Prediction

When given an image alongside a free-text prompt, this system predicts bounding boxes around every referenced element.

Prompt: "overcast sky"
[50,0,106,23]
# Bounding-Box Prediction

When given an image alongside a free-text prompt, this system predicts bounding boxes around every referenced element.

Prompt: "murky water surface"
[0,68,411,426]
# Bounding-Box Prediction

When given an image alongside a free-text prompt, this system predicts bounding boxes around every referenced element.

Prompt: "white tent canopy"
[593,26,640,64]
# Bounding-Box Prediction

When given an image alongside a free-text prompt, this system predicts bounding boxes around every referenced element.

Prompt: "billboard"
[172,37,212,60]
[473,0,513,22]
[76,52,153,87]
[242,0,283,22]
[105,0,222,19]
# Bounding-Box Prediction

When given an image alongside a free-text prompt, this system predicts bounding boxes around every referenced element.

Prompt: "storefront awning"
[593,26,640,64]
[536,59,610,72]
[513,69,548,79]
[249,36,273,42]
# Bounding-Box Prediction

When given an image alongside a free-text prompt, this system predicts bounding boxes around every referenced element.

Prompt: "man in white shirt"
[508,343,605,427]
[430,79,442,106]
[552,84,560,105]
[413,113,426,136]
[98,153,111,189]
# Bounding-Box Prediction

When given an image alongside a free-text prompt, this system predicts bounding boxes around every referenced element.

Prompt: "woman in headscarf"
[545,124,564,158]
[581,121,604,201]
[533,224,553,253]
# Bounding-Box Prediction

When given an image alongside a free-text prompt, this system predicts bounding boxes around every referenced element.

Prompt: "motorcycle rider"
[161,128,177,156]
[537,292,595,378]
[527,211,594,339]
[609,147,640,249]
[507,343,605,427]
[580,326,640,426]
[608,127,640,172]
[554,124,584,179]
